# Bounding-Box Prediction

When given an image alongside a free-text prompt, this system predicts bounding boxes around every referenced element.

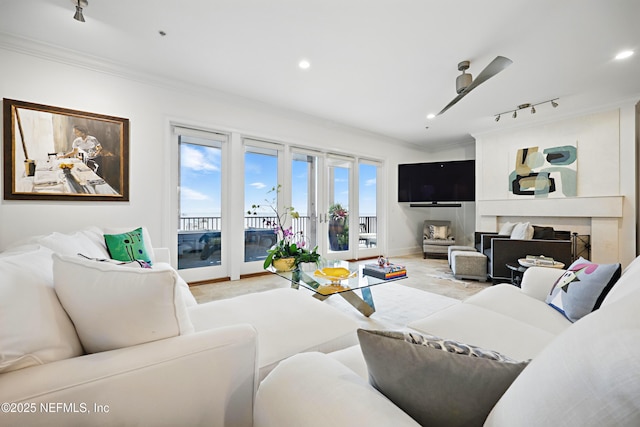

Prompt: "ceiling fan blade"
[437,92,466,115]
[437,56,513,116]
[464,56,512,93]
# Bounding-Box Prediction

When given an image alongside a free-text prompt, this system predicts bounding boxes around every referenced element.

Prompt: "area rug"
[307,283,461,331]
[427,269,470,285]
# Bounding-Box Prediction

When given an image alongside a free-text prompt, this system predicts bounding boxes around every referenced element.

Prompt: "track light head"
[531,106,536,114]
[495,115,501,122]
[551,100,558,108]
[512,111,517,119]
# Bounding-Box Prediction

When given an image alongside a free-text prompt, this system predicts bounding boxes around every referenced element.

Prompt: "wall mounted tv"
[398,160,475,204]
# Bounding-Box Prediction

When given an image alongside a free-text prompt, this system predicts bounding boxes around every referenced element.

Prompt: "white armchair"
[422,220,456,258]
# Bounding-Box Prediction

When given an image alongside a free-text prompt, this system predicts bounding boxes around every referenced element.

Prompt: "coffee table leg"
[311,293,330,302]
[339,289,375,317]
[360,287,375,311]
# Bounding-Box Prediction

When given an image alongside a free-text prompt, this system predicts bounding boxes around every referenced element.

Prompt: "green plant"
[328,203,349,250]
[248,185,320,269]
[329,203,348,221]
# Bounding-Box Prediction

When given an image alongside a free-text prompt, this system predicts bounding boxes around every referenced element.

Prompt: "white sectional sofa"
[255,258,640,426]
[0,227,358,427]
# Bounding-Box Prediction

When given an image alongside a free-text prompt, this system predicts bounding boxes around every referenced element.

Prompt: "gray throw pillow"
[358,329,529,427]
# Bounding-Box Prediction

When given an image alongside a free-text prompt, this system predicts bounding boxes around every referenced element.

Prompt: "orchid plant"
[248,185,320,269]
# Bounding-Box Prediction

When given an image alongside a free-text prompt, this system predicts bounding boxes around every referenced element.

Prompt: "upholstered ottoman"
[447,245,477,267]
[451,250,487,282]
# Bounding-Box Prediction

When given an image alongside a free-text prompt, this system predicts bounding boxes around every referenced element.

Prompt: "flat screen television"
[398,160,475,203]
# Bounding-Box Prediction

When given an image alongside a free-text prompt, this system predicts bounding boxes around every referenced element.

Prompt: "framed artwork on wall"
[508,143,577,199]
[3,98,129,201]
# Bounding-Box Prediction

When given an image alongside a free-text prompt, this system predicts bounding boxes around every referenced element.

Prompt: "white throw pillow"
[52,254,194,354]
[498,222,517,236]
[0,247,83,373]
[430,225,449,240]
[36,229,109,259]
[510,222,534,240]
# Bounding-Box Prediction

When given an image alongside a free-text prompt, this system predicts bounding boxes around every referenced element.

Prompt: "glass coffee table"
[269,260,407,317]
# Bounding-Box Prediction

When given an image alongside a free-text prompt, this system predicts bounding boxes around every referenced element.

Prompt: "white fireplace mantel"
[477,195,624,263]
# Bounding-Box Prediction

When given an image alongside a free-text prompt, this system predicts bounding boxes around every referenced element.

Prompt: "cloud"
[181,145,220,172]
[365,178,376,186]
[180,186,210,201]
[250,182,267,190]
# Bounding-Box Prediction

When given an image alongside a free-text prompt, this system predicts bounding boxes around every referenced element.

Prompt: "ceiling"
[1,0,639,148]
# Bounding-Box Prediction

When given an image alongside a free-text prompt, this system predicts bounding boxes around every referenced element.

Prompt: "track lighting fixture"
[494,98,559,122]
[72,0,88,22]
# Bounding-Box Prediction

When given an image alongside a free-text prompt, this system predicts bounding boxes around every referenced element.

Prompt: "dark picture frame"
[3,98,129,201]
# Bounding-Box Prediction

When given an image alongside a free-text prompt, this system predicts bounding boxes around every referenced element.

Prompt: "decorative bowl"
[314,267,356,285]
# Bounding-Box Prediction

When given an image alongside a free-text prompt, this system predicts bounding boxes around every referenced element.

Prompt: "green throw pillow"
[358,329,529,427]
[104,227,152,264]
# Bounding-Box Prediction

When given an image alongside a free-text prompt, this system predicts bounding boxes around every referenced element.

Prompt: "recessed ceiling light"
[426,114,436,120]
[615,50,634,60]
[298,60,311,70]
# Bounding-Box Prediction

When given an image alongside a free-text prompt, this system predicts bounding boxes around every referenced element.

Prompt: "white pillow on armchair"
[510,222,534,240]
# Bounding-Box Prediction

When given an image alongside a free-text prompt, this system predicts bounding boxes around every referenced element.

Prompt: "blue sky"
[180,143,377,218]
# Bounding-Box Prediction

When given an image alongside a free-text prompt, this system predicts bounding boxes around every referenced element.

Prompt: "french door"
[171,128,384,282]
[290,151,382,261]
[324,155,354,260]
[172,126,229,283]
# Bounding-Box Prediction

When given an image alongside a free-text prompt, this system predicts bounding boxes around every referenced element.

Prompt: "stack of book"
[525,255,556,266]
[363,263,407,280]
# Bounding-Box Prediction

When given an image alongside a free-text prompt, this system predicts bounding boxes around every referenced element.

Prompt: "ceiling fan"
[437,56,513,116]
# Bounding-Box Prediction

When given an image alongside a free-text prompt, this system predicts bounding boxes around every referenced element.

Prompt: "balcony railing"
[178,215,378,270]
[179,215,377,234]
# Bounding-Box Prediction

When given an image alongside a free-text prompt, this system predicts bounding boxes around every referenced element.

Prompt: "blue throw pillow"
[546,257,621,322]
[104,227,152,264]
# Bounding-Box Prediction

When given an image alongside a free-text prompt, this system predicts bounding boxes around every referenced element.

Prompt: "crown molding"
[0,32,424,152]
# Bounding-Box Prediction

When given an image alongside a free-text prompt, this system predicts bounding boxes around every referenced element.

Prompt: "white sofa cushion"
[408,303,556,361]
[255,351,421,427]
[52,254,194,354]
[602,254,640,307]
[0,246,83,373]
[485,288,640,427]
[465,284,571,335]
[188,288,358,379]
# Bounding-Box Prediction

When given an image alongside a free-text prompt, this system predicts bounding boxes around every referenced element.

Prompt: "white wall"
[475,105,637,267]
[0,45,435,260]
[393,142,477,252]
